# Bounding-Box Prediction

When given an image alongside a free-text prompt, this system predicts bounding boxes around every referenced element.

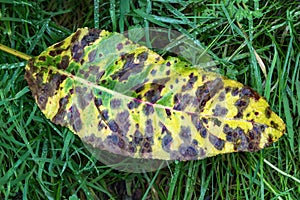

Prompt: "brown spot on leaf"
[180,126,191,141]
[240,86,260,100]
[133,130,143,145]
[38,56,46,61]
[101,109,109,120]
[212,118,222,127]
[68,105,82,132]
[213,104,228,116]
[58,55,69,70]
[71,29,81,43]
[265,107,272,118]
[75,87,93,110]
[111,53,145,81]
[162,134,173,152]
[270,120,279,129]
[81,28,101,45]
[234,98,249,119]
[218,92,225,101]
[52,94,70,125]
[137,51,148,62]
[88,49,97,62]
[144,84,164,103]
[143,104,154,115]
[209,134,225,150]
[108,120,119,132]
[98,121,106,131]
[179,144,198,158]
[196,78,224,111]
[140,137,153,154]
[165,108,171,117]
[173,93,195,111]
[49,50,56,57]
[117,43,123,51]
[71,44,84,62]
[54,40,65,48]
[110,98,122,109]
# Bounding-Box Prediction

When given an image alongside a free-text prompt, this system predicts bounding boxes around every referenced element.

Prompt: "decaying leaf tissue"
[25,28,285,161]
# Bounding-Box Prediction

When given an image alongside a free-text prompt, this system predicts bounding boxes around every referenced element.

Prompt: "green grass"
[0,0,299,199]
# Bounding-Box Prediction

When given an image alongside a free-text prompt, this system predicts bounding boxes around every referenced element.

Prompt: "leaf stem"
[0,44,32,61]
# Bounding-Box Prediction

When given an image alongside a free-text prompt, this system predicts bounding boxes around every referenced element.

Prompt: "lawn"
[0,0,299,199]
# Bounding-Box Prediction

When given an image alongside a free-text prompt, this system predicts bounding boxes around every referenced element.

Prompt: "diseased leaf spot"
[110,98,122,109]
[108,120,119,132]
[52,94,70,124]
[179,144,198,158]
[127,100,140,109]
[240,86,260,100]
[96,70,105,82]
[213,118,222,127]
[165,108,171,117]
[94,98,102,107]
[54,40,65,48]
[231,87,239,96]
[58,55,69,70]
[236,99,247,107]
[98,121,106,131]
[71,29,81,43]
[265,107,272,118]
[267,134,273,143]
[209,134,225,150]
[143,104,154,115]
[111,53,144,81]
[173,94,194,111]
[162,134,173,151]
[234,98,250,119]
[107,134,119,145]
[151,69,156,75]
[145,119,154,135]
[116,110,129,124]
[38,94,47,107]
[101,110,109,120]
[192,139,198,145]
[88,50,97,62]
[82,28,101,45]
[80,59,85,65]
[218,92,225,101]
[270,120,279,129]
[213,104,228,116]
[49,49,63,57]
[200,128,207,138]
[132,83,145,94]
[133,130,143,145]
[71,44,84,62]
[75,87,93,109]
[117,43,123,51]
[225,86,231,93]
[140,136,153,154]
[196,78,224,111]
[68,105,82,132]
[128,142,137,153]
[38,56,46,61]
[137,52,148,62]
[180,126,191,140]
[144,87,162,103]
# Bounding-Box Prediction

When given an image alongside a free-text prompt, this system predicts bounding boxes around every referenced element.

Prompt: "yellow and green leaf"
[25,28,285,161]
